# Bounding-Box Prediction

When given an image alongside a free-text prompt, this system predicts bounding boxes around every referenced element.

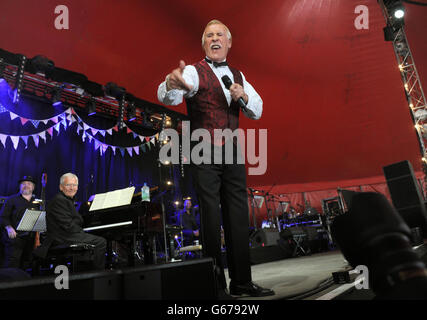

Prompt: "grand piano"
[80,198,163,267]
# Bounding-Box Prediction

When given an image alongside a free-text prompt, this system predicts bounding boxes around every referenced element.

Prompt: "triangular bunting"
[39,131,46,142]
[46,127,53,137]
[9,112,18,120]
[54,123,61,134]
[30,120,40,128]
[10,136,19,150]
[32,135,39,148]
[0,134,7,147]
[21,136,29,146]
[20,117,28,126]
[133,146,140,155]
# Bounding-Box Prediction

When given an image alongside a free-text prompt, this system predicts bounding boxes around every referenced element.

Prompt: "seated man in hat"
[0,176,39,269]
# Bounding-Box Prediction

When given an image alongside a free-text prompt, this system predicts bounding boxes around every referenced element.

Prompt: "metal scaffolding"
[378,0,427,190]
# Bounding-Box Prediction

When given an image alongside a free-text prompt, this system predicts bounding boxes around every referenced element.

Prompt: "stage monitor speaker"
[250,228,280,248]
[0,270,122,300]
[383,160,427,236]
[122,257,216,300]
[249,242,291,265]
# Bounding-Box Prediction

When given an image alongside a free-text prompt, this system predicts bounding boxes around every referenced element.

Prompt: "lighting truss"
[379,1,427,168]
[0,48,184,132]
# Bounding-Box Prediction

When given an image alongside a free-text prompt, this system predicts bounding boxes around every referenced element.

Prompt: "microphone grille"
[221,75,232,89]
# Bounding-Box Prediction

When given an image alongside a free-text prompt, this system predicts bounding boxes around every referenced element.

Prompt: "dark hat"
[18,176,36,185]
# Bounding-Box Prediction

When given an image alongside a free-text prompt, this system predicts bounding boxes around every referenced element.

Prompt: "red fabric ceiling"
[1,0,426,192]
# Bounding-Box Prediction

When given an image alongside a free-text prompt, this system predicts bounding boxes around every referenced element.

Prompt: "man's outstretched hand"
[166,60,193,91]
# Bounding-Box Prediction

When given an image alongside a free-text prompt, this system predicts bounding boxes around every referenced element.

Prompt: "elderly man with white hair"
[46,173,106,270]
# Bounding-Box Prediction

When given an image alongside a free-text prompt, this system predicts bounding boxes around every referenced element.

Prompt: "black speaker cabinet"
[122,258,216,300]
[383,160,427,236]
[0,270,122,300]
[250,228,280,248]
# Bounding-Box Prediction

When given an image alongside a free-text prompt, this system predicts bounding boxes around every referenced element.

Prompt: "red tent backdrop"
[1,0,426,218]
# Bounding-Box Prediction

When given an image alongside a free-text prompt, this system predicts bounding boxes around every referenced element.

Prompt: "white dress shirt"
[157,59,263,120]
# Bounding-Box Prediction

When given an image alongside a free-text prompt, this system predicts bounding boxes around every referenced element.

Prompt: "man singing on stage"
[157,19,274,298]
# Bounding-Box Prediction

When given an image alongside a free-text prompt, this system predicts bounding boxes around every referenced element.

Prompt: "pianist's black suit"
[46,191,107,270]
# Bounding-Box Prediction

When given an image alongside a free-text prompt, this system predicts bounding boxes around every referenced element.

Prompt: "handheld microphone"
[221,75,247,110]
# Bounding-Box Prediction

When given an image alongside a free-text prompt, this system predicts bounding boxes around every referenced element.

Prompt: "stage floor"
[226,249,351,300]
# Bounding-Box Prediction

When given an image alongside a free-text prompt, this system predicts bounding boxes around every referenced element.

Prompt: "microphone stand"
[263,183,276,228]
[248,188,258,231]
[158,113,169,263]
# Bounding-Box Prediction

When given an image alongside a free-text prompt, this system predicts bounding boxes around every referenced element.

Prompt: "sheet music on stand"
[253,195,264,209]
[16,209,46,232]
[89,186,136,211]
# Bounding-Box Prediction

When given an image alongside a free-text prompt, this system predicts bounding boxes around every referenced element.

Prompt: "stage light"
[86,98,96,116]
[104,82,125,100]
[166,180,173,186]
[384,0,405,18]
[29,55,54,76]
[127,101,136,122]
[382,1,405,41]
[51,86,62,106]
[394,8,404,18]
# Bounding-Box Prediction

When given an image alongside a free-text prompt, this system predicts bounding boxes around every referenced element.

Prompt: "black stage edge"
[0,257,216,300]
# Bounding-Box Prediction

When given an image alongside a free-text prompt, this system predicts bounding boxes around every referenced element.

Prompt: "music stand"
[16,209,46,232]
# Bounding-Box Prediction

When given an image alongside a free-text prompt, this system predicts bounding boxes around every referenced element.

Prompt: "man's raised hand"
[166,60,193,92]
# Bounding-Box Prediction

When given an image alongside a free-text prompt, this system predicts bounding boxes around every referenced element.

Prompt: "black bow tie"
[205,57,228,68]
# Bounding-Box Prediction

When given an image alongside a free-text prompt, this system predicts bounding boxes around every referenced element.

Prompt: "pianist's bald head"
[60,173,79,186]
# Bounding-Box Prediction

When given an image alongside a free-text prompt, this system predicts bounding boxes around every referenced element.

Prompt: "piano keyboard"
[83,221,133,232]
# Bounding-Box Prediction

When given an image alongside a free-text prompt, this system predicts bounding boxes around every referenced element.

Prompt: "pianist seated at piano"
[45,173,107,270]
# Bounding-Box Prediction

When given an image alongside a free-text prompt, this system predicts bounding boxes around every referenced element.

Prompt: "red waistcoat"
[185,59,243,141]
